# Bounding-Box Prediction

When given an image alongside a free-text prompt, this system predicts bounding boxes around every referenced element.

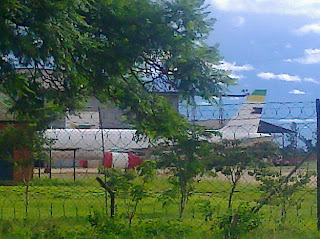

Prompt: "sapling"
[97,161,156,225]
[209,141,277,210]
[125,161,156,225]
[156,126,212,218]
[204,141,279,238]
[255,168,313,225]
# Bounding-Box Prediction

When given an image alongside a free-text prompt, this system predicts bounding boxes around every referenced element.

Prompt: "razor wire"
[0,101,318,230]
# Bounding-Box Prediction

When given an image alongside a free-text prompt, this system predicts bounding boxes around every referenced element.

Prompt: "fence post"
[98,107,105,160]
[316,99,320,230]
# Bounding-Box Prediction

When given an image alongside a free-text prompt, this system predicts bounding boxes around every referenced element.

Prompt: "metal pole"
[98,107,105,162]
[316,99,320,230]
[191,96,196,122]
[49,149,52,179]
[73,149,76,181]
[219,97,224,128]
[98,107,108,214]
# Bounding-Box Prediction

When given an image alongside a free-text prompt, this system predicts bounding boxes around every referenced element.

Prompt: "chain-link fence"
[0,101,318,234]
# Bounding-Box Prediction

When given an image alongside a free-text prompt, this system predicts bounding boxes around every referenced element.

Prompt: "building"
[0,92,33,184]
[50,92,179,129]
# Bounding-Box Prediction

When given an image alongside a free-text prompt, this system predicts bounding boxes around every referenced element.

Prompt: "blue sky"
[205,0,320,103]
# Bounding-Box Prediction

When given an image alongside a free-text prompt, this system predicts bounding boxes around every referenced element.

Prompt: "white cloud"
[286,48,320,64]
[279,118,316,123]
[284,59,293,63]
[295,23,320,34]
[304,77,320,84]
[285,43,292,49]
[229,73,245,80]
[277,74,301,82]
[217,61,254,72]
[210,0,320,18]
[232,16,245,27]
[289,89,306,95]
[257,72,276,79]
[257,72,301,82]
[258,73,320,84]
[279,119,304,123]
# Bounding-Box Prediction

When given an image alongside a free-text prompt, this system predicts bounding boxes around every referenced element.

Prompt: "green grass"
[0,172,318,238]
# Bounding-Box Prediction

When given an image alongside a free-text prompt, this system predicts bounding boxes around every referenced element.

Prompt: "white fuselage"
[45,129,150,167]
[45,126,272,167]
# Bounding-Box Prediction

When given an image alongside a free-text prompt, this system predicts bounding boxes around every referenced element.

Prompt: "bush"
[215,203,262,239]
[88,212,191,238]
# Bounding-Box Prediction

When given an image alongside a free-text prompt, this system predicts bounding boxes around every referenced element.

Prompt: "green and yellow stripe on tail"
[246,90,267,103]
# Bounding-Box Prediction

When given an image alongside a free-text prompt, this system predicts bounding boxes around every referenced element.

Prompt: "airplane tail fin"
[219,89,267,140]
[246,89,267,104]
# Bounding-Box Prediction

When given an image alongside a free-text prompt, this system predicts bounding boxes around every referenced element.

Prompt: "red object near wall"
[44,166,51,173]
[128,152,143,169]
[103,151,143,169]
[103,151,113,168]
[79,160,88,168]
[13,147,33,182]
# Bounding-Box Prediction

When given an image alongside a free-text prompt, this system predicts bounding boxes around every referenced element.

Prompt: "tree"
[0,0,234,137]
[156,126,209,218]
[201,141,280,238]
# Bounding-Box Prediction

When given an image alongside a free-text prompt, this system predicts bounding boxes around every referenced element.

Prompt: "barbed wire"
[0,101,317,231]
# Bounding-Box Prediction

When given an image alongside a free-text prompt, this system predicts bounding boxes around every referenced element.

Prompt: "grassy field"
[0,167,318,238]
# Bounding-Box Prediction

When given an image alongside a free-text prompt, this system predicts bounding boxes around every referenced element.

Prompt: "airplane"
[45,89,273,169]
[206,89,272,143]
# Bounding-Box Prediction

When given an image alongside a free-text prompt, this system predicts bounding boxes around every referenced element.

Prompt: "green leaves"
[0,0,234,142]
[102,161,156,224]
[216,202,262,239]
